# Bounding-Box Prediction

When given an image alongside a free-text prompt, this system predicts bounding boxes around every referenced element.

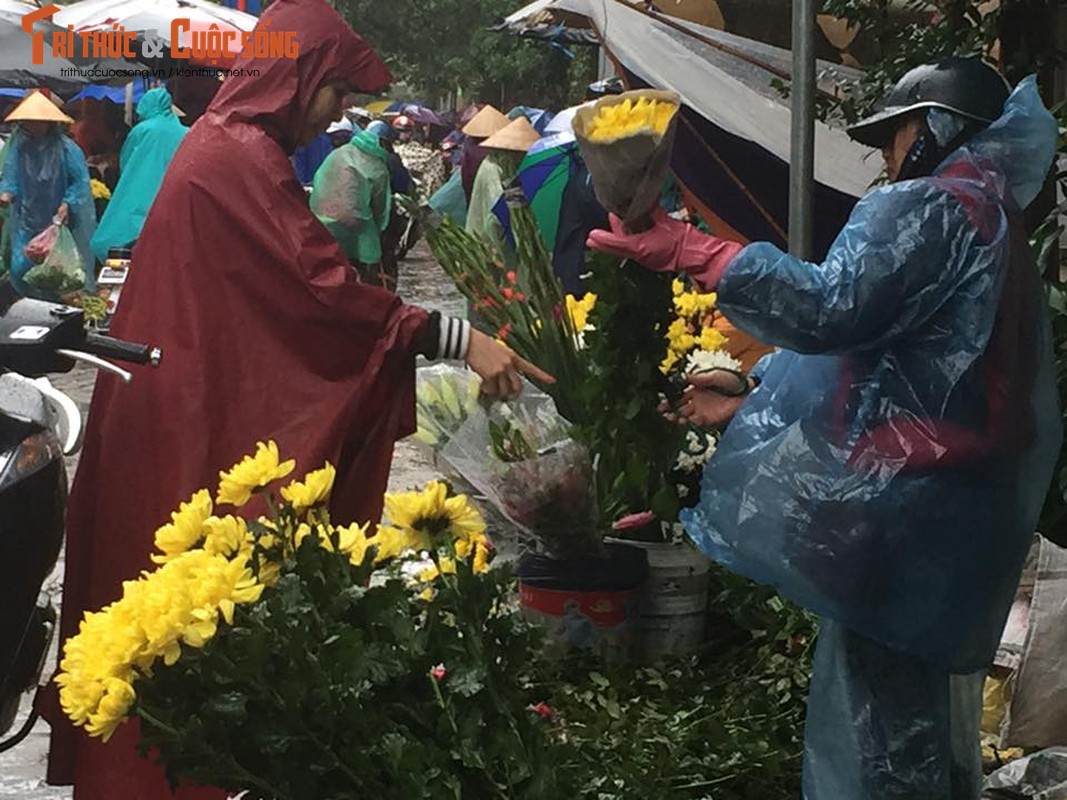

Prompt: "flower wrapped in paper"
[573,89,682,230]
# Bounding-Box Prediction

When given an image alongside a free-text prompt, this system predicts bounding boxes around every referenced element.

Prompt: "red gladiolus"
[498,323,512,340]
[506,271,518,284]
[502,287,515,301]
[514,292,526,303]
[530,702,554,719]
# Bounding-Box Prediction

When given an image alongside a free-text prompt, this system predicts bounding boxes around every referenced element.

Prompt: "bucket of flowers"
[56,442,565,799]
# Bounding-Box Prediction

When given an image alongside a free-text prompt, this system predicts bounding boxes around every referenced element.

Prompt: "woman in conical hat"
[458,103,509,202]
[465,116,540,246]
[0,90,95,299]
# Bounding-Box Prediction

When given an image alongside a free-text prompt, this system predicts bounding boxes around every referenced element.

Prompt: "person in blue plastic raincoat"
[310,128,393,287]
[90,87,187,262]
[0,91,96,299]
[588,58,1061,799]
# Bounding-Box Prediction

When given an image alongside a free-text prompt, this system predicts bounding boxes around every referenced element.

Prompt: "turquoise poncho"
[90,88,187,261]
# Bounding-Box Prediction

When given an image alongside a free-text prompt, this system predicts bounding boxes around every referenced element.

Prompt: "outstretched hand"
[585,207,685,271]
[465,329,555,401]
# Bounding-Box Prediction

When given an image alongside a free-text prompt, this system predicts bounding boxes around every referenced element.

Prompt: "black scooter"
[0,285,160,752]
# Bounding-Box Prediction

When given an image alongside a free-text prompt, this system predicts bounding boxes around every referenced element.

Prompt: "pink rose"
[430,664,447,680]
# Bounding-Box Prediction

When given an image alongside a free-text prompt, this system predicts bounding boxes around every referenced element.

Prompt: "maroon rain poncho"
[43,2,431,797]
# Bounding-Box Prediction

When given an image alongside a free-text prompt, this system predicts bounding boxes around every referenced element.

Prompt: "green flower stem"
[430,674,459,735]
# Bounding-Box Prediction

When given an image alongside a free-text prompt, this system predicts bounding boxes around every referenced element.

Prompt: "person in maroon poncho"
[42,1,548,797]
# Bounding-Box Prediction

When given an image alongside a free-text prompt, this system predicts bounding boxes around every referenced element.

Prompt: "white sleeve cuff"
[436,316,471,361]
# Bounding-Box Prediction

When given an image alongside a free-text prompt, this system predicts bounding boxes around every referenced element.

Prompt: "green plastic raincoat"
[90,88,187,262]
[310,129,392,266]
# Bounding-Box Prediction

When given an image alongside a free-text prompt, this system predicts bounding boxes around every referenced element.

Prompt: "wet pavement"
[0,242,467,798]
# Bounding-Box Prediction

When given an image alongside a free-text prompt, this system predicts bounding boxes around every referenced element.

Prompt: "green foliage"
[543,569,817,799]
[574,254,696,537]
[336,0,597,108]
[135,541,562,800]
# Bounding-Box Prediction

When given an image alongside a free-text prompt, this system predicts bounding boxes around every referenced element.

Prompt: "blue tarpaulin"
[70,83,148,104]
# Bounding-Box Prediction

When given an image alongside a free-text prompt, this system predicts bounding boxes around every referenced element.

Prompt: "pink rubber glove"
[586,207,743,291]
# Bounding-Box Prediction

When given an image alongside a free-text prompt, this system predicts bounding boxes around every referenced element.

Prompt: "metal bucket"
[609,538,712,660]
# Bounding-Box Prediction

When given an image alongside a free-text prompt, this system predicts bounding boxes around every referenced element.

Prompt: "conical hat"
[461,105,509,138]
[6,91,73,124]
[481,116,540,153]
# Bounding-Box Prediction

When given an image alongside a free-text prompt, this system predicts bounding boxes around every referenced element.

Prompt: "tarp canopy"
[70,82,148,104]
[511,0,882,258]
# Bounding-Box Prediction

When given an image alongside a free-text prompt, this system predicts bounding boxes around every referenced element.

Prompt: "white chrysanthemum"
[685,349,743,375]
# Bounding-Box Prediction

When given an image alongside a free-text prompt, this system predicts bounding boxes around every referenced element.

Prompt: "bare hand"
[55,203,69,224]
[667,373,753,429]
[465,329,555,400]
[0,193,12,207]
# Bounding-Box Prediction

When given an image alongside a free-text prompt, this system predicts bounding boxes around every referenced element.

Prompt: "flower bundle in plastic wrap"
[440,381,601,560]
[412,364,481,455]
[573,89,681,231]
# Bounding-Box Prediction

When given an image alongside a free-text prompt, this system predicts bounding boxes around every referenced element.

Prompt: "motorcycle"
[0,284,161,752]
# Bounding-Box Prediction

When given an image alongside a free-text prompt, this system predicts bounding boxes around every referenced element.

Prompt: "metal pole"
[789,0,816,259]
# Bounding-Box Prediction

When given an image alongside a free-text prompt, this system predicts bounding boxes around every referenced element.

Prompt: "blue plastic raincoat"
[90,88,187,262]
[682,77,1061,798]
[0,125,95,298]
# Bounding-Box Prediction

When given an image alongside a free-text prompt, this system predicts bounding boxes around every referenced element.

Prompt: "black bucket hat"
[847,57,1010,148]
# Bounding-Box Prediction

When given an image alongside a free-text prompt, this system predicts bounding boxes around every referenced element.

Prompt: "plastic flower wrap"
[440,380,601,560]
[412,364,481,454]
[574,89,681,229]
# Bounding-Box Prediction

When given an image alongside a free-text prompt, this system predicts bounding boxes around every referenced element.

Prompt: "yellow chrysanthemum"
[586,96,677,143]
[200,514,251,559]
[280,463,336,511]
[152,489,213,563]
[56,547,264,740]
[334,522,373,567]
[367,524,411,563]
[383,481,486,546]
[217,440,296,507]
[665,317,696,355]
[697,326,728,353]
[660,349,680,375]
[565,293,597,332]
[674,290,718,319]
[90,178,111,200]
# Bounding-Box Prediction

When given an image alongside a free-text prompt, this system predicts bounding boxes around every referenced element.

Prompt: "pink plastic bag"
[24,223,60,264]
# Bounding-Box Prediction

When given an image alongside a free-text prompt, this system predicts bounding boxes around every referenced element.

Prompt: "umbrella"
[363,99,393,114]
[389,101,444,126]
[492,141,579,254]
[507,105,554,134]
[0,12,94,94]
[53,0,258,67]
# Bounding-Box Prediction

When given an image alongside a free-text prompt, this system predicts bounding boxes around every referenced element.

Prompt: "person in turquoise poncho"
[310,128,393,288]
[0,91,96,299]
[90,87,187,262]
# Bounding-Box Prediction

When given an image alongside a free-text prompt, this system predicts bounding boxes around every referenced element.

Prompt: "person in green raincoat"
[465,116,540,249]
[310,128,393,288]
[90,87,187,261]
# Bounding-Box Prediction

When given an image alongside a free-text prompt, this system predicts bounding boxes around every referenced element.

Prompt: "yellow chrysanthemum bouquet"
[574,89,682,231]
[56,441,561,798]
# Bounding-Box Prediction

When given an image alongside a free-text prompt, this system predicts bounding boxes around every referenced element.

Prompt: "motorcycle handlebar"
[83,333,162,367]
